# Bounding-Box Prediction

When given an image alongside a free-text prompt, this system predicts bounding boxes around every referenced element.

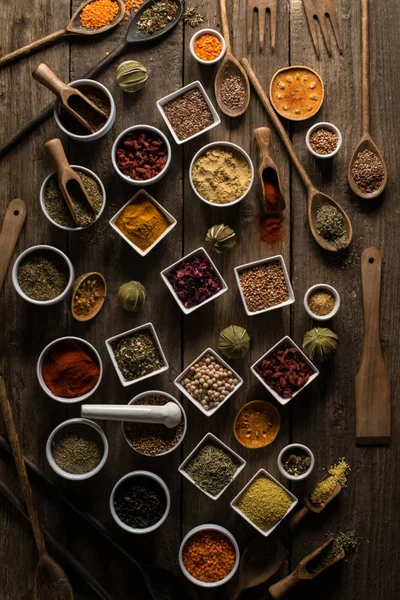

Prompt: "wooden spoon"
[231,537,286,600]
[268,538,345,599]
[254,127,286,213]
[0,199,27,293]
[0,0,125,69]
[71,272,107,322]
[348,0,387,199]
[214,0,250,118]
[242,58,352,252]
[44,137,95,225]
[0,377,73,600]
[289,479,341,529]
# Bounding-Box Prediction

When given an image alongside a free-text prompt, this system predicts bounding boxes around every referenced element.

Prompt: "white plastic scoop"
[81,403,182,429]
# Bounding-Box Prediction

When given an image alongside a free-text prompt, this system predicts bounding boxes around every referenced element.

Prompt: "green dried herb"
[184,444,239,497]
[307,530,358,574]
[282,451,311,477]
[316,204,348,250]
[112,331,164,381]
[17,251,68,301]
[182,6,204,27]
[137,0,178,35]
[53,433,102,474]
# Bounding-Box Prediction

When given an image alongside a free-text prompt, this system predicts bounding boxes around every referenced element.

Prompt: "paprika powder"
[259,175,285,246]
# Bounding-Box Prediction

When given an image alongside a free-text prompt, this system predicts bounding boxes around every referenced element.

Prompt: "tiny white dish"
[109,189,176,256]
[179,432,246,500]
[179,524,240,587]
[231,468,298,537]
[305,122,342,159]
[156,81,221,145]
[174,347,243,417]
[304,283,340,321]
[251,336,319,406]
[13,245,74,306]
[277,443,315,481]
[105,323,169,388]
[234,255,294,316]
[189,29,226,65]
[46,417,108,481]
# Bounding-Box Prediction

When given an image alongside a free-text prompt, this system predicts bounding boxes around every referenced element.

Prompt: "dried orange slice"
[270,66,324,121]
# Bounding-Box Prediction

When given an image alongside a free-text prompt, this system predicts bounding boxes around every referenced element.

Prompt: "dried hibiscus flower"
[166,254,222,309]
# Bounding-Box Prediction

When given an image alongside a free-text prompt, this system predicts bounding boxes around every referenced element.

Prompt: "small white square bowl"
[156,81,221,145]
[174,347,243,416]
[231,468,298,537]
[251,335,319,406]
[234,255,295,316]
[109,189,177,257]
[179,432,246,500]
[105,323,169,387]
[161,247,228,315]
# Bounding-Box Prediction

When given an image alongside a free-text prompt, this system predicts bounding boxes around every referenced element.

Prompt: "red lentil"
[182,530,236,583]
[194,34,223,61]
[80,0,119,29]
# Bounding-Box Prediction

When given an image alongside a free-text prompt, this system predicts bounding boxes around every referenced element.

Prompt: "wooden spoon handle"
[361,0,370,136]
[0,377,47,556]
[0,199,26,292]
[360,247,382,346]
[289,505,310,530]
[44,137,71,173]
[33,63,68,99]
[219,0,232,53]
[268,570,300,599]
[0,29,66,70]
[254,126,271,156]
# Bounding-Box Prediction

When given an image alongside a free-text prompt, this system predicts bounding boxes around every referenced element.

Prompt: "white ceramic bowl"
[40,165,106,231]
[189,29,226,65]
[54,79,116,142]
[277,443,315,481]
[156,81,221,145]
[234,255,295,316]
[46,417,108,481]
[110,470,171,534]
[231,468,298,537]
[251,336,319,406]
[161,247,228,315]
[174,347,243,417]
[37,336,103,403]
[179,524,240,587]
[105,322,169,388]
[111,124,171,186]
[305,122,342,159]
[12,245,74,306]
[122,390,187,457]
[109,189,176,256]
[190,141,254,207]
[304,283,341,321]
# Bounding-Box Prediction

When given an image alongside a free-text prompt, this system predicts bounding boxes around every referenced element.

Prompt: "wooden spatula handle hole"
[369,257,374,263]
[13,210,19,216]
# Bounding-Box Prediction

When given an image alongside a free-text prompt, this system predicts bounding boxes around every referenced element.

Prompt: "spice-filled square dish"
[109,189,177,256]
[179,432,246,500]
[156,81,221,145]
[161,247,228,314]
[251,336,319,405]
[234,255,295,316]
[230,468,298,537]
[105,323,169,387]
[174,347,243,416]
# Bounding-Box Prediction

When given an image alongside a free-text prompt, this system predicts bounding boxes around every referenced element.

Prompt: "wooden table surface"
[1,1,399,599]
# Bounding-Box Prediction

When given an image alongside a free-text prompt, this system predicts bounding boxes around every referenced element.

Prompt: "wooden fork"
[247,0,277,50]
[302,0,343,57]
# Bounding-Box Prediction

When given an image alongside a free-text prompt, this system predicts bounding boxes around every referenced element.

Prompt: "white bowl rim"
[303,283,341,321]
[277,443,315,481]
[305,121,342,159]
[189,29,226,65]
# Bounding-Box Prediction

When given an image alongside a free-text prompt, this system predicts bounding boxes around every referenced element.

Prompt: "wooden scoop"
[289,479,341,529]
[254,127,286,213]
[0,377,73,600]
[44,137,95,225]
[348,0,387,199]
[0,0,125,69]
[214,0,250,118]
[268,538,345,599]
[33,63,108,133]
[242,58,352,252]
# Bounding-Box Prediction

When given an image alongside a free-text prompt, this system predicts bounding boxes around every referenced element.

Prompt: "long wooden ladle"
[289,479,341,529]
[242,58,352,252]
[254,127,286,213]
[214,0,250,118]
[347,0,387,199]
[0,377,73,600]
[0,0,125,70]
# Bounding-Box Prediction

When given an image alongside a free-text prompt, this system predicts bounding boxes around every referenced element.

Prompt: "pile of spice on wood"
[308,289,336,316]
[137,0,178,35]
[182,6,205,27]
[60,85,111,134]
[80,0,119,29]
[191,146,252,204]
[116,130,168,181]
[316,204,348,250]
[182,530,236,582]
[17,250,69,301]
[115,193,170,251]
[184,444,239,497]
[42,339,101,398]
[234,401,280,449]
[166,254,222,309]
[180,352,239,411]
[351,148,385,194]
[193,33,223,61]
[111,331,164,382]
[124,394,184,455]
[307,531,358,574]
[282,449,312,477]
[220,74,246,110]
[52,427,103,474]
[238,261,288,313]
[309,458,350,505]
[113,476,167,529]
[255,347,313,399]
[235,473,293,532]
[309,127,339,155]
[162,88,214,141]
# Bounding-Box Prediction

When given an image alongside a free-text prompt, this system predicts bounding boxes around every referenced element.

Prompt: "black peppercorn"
[113,476,167,529]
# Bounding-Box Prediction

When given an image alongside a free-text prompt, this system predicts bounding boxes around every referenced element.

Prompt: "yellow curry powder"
[236,475,292,532]
[116,195,170,251]
[309,458,350,506]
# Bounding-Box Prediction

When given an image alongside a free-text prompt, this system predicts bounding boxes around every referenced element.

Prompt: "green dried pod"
[303,327,338,362]
[116,60,148,93]
[118,281,147,312]
[205,224,236,254]
[218,325,251,359]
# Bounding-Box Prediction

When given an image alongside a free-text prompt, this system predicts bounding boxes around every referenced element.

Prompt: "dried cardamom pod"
[205,224,236,254]
[116,60,148,93]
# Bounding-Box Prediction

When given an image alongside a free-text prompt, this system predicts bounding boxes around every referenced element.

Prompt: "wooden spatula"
[0,199,27,293]
[355,247,390,444]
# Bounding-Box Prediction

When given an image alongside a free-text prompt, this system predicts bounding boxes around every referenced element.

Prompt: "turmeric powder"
[116,195,170,251]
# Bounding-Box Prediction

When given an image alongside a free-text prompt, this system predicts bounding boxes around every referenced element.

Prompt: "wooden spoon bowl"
[254,127,286,213]
[71,272,107,322]
[34,554,73,600]
[67,0,125,35]
[308,190,353,252]
[348,135,387,200]
[215,54,250,117]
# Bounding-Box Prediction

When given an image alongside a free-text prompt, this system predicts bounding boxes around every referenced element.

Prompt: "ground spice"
[59,86,111,135]
[316,204,348,250]
[309,128,339,155]
[259,215,285,246]
[194,33,222,61]
[351,148,384,194]
[282,450,312,477]
[137,0,178,34]
[220,74,246,110]
[116,194,170,251]
[80,0,119,29]
[182,6,205,27]
[17,251,68,301]
[182,530,236,583]
[307,530,358,574]
[116,130,168,181]
[114,476,166,529]
[255,347,313,399]
[308,290,336,316]
[42,339,100,398]
[184,444,239,497]
[239,261,289,313]
[309,458,350,505]
[53,430,102,474]
[163,88,214,141]
[234,400,280,449]
[112,331,164,382]
[263,179,280,211]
